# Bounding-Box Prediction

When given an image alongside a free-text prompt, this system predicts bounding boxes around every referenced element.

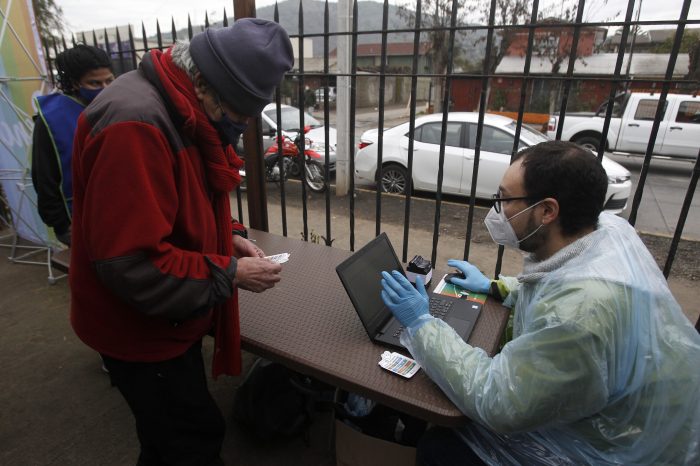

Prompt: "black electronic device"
[336,233,482,349]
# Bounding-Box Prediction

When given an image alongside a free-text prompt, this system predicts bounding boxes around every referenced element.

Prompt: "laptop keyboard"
[392,297,455,338]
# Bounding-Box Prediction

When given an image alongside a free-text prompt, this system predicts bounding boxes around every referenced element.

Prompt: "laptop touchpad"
[447,317,472,337]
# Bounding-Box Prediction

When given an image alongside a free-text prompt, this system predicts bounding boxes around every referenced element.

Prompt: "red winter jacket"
[70,55,242,362]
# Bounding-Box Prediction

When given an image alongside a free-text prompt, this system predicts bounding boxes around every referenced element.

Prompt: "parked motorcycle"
[238,129,327,193]
[265,132,326,193]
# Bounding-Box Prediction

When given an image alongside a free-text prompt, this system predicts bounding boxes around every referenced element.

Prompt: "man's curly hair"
[54,44,112,95]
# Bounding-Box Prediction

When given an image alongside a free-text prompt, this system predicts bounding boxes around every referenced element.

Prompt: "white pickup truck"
[547,92,700,159]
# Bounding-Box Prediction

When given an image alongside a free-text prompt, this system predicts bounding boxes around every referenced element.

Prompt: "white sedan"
[354,113,632,214]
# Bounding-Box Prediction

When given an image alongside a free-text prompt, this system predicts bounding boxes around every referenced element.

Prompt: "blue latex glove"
[380,270,430,330]
[446,259,491,293]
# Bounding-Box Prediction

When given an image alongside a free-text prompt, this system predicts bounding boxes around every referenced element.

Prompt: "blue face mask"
[78,87,103,104]
[213,114,248,148]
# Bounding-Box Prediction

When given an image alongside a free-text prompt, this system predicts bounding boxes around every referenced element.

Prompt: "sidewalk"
[0,240,335,465]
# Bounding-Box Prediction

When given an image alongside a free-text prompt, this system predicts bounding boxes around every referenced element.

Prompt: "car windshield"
[507,121,550,145]
[264,107,322,131]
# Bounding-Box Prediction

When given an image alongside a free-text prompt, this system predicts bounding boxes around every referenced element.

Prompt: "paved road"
[610,154,699,241]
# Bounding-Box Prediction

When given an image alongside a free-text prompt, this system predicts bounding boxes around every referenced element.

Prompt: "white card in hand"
[265,253,290,264]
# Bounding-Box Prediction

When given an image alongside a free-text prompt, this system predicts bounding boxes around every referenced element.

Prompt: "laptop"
[336,233,482,350]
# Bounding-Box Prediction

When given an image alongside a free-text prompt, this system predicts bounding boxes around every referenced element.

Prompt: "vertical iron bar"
[663,149,699,277]
[142,23,150,52]
[223,9,229,27]
[188,15,194,40]
[461,0,495,263]
[374,0,390,238]
[205,12,210,29]
[400,0,422,263]
[115,26,126,74]
[274,2,288,237]
[555,0,586,140]
[298,0,309,241]
[127,25,138,70]
[322,0,332,246]
[51,39,60,90]
[81,31,87,45]
[171,18,177,42]
[495,0,540,277]
[71,34,76,47]
[92,30,98,48]
[596,0,636,160]
[348,0,359,251]
[103,28,113,66]
[628,0,691,226]
[430,0,460,266]
[61,35,67,50]
[42,39,55,87]
[156,20,163,51]
[235,189,244,225]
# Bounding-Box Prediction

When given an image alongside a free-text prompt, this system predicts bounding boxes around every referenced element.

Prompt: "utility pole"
[335,0,352,195]
[624,0,643,92]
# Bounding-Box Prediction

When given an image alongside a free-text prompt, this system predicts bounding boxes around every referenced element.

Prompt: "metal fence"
[44,0,699,327]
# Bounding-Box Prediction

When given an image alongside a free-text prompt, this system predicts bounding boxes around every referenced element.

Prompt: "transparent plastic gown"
[402,213,700,465]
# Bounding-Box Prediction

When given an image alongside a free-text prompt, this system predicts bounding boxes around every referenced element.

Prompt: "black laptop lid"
[336,233,404,337]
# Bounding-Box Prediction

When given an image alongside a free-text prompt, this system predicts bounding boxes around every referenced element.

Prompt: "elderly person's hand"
[380,270,431,330]
[234,257,281,292]
[233,235,265,258]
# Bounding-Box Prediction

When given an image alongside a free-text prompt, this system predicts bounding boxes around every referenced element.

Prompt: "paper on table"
[433,274,488,304]
[265,253,290,264]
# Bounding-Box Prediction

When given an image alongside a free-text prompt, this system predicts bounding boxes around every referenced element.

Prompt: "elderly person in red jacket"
[70,19,293,465]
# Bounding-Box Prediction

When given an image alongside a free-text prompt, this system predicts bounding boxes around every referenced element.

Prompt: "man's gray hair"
[171,40,199,79]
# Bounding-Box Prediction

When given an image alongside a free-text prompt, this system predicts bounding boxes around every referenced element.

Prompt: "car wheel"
[574,135,604,153]
[380,164,409,194]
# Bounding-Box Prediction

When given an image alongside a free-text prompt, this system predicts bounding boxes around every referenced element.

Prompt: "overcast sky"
[56,0,699,36]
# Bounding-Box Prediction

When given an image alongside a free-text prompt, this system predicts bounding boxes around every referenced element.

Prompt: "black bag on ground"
[232,358,333,441]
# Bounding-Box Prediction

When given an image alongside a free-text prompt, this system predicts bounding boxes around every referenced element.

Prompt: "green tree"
[654,30,700,80]
[32,0,65,47]
[398,0,469,112]
[467,0,533,110]
[654,30,700,54]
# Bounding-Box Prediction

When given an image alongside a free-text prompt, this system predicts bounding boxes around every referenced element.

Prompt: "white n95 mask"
[484,201,544,249]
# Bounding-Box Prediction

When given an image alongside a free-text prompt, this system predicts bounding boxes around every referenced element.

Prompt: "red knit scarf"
[150,48,244,377]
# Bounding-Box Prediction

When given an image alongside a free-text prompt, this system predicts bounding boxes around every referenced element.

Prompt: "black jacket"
[31,116,71,235]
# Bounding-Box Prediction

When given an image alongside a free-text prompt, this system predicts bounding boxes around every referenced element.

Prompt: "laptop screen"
[336,233,405,336]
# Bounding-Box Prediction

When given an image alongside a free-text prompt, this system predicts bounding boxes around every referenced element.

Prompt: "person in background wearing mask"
[69,19,293,465]
[31,44,114,246]
[381,141,700,465]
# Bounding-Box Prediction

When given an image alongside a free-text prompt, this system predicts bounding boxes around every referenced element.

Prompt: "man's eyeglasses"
[491,194,536,213]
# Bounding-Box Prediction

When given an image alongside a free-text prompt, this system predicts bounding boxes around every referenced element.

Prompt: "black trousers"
[102,340,225,466]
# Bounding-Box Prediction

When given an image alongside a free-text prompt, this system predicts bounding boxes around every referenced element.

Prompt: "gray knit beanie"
[189,18,294,116]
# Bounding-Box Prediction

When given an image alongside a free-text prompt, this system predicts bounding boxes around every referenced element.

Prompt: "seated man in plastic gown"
[381,140,700,465]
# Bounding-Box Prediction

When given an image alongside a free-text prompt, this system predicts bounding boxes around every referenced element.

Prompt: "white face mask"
[484,201,544,249]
